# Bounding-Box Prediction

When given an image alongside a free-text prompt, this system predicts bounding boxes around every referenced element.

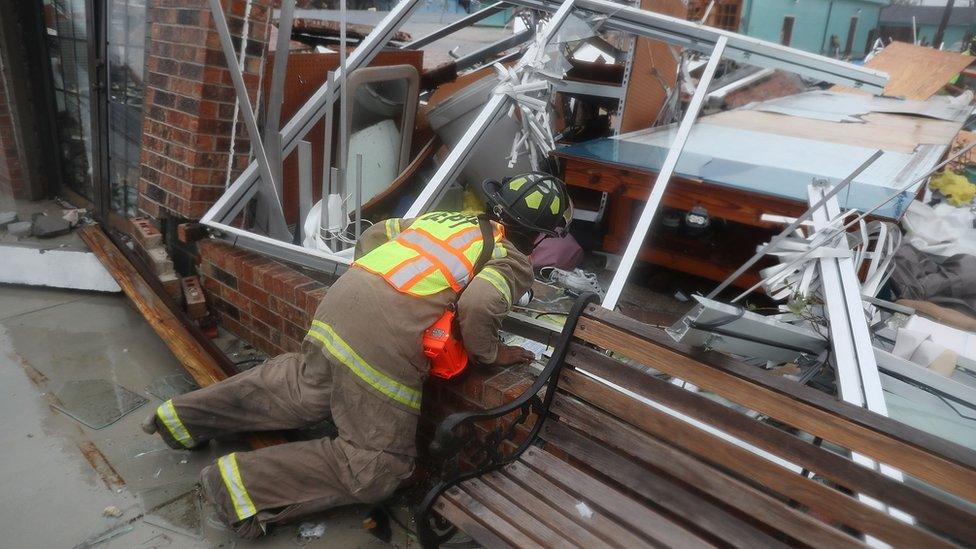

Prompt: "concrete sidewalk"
[0,283,417,548]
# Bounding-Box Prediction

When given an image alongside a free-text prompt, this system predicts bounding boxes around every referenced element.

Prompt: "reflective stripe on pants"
[306,320,422,411]
[156,399,194,448]
[218,453,258,521]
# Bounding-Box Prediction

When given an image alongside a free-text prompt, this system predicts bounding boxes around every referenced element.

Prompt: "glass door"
[41,0,148,220]
[106,0,147,218]
[42,0,97,203]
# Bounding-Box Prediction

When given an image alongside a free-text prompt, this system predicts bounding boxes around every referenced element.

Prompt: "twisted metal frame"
[415,293,598,548]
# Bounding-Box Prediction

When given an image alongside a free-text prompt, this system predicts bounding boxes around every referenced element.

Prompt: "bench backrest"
[541,304,976,546]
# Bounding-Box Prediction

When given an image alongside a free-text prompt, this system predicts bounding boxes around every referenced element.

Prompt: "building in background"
[739,0,887,59]
[688,0,743,31]
[879,5,976,51]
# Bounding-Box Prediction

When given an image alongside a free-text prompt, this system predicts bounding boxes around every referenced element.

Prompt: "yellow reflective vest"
[355,212,505,297]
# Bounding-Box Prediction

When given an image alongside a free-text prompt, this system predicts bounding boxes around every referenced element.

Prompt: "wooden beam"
[79,225,284,449]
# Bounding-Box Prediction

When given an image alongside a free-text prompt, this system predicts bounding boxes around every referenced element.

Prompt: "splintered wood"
[833,41,973,100]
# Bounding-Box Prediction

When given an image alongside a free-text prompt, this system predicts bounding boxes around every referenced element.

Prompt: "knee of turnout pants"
[200,367,419,536]
[200,437,414,538]
[153,352,332,449]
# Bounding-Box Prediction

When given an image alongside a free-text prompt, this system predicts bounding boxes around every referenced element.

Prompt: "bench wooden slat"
[567,343,976,543]
[461,478,574,548]
[437,487,528,549]
[585,306,976,471]
[480,471,610,548]
[518,448,712,549]
[503,460,658,549]
[575,314,976,501]
[551,393,867,549]
[538,422,791,549]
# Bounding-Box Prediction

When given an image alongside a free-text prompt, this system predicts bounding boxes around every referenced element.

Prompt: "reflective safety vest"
[355,212,506,297]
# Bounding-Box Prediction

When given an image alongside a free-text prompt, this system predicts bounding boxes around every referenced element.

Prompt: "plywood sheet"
[703,109,961,153]
[618,0,687,134]
[833,41,972,100]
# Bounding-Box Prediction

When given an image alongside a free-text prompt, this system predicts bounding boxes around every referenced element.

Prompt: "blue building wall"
[740,0,886,57]
[915,24,971,49]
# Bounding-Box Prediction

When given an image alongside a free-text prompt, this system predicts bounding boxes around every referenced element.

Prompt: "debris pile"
[13,0,976,545]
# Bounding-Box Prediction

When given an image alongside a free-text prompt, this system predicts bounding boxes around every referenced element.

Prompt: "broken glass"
[145,374,199,402]
[52,379,148,429]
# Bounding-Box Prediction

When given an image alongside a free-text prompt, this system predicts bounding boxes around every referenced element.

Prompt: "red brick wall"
[0,55,25,200]
[198,238,327,355]
[420,362,538,465]
[139,0,273,220]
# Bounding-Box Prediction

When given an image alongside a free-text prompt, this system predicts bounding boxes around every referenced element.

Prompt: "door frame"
[49,0,129,232]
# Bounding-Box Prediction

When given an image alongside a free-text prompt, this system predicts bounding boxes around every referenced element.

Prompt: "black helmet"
[482,172,573,237]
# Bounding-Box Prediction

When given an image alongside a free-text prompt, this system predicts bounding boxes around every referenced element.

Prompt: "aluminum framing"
[504,0,887,92]
[265,0,297,201]
[453,28,536,72]
[706,151,884,300]
[201,0,426,227]
[207,0,291,240]
[557,79,626,99]
[808,183,912,534]
[602,36,727,310]
[199,0,889,277]
[406,0,581,217]
[403,2,509,50]
[875,348,976,411]
[668,295,827,363]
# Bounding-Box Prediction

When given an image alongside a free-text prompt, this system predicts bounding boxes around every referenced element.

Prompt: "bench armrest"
[429,292,598,463]
[416,293,597,548]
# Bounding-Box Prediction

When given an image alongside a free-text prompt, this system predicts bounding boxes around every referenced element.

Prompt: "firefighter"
[142,172,573,538]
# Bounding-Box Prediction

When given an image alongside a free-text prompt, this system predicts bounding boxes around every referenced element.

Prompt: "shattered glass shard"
[145,374,199,401]
[52,379,148,429]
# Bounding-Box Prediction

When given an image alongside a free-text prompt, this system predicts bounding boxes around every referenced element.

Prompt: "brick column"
[139,0,273,220]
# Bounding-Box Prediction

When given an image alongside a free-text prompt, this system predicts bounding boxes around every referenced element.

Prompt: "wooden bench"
[415,294,976,548]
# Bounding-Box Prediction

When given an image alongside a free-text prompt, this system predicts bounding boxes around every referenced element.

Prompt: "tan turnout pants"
[152,349,417,538]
